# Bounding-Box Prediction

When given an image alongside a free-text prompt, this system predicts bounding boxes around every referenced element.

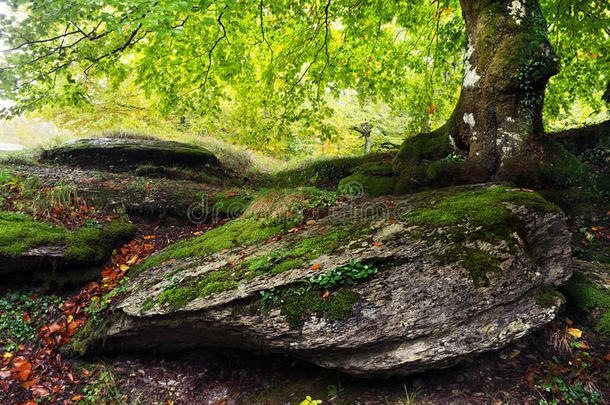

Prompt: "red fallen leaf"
[373,242,383,247]
[143,235,156,239]
[310,264,321,270]
[11,357,32,381]
[388,219,395,223]
[47,323,63,334]
[322,291,330,299]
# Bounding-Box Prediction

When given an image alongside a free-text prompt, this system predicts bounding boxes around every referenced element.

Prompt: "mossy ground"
[338,174,395,197]
[270,153,395,188]
[0,211,135,263]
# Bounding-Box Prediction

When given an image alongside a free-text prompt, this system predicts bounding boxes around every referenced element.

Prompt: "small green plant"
[386,385,423,405]
[300,396,323,405]
[440,152,466,163]
[309,260,378,290]
[77,364,125,404]
[260,287,280,306]
[85,278,130,318]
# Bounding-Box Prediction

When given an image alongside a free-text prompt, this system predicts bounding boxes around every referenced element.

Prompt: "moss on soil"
[0,212,135,263]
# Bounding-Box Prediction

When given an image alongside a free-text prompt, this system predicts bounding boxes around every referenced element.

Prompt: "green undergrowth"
[143,223,369,310]
[0,212,135,262]
[560,271,610,338]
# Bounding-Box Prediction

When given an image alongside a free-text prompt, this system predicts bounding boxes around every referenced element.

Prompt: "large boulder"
[72,184,572,377]
[40,138,218,173]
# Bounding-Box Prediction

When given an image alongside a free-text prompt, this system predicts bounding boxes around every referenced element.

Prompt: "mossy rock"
[40,138,218,173]
[85,184,572,377]
[560,261,610,339]
[0,212,136,286]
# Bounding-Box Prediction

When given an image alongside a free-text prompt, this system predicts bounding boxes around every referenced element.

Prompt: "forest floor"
[0,151,608,404]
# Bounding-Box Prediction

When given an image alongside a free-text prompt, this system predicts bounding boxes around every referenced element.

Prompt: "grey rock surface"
[76,184,572,377]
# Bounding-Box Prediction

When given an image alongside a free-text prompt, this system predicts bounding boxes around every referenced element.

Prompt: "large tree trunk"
[395,0,561,189]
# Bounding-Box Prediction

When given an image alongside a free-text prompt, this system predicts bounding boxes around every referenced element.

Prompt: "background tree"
[0,0,607,168]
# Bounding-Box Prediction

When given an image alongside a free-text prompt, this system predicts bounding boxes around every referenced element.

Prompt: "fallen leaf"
[143,235,156,239]
[120,264,130,271]
[373,242,383,247]
[306,219,316,225]
[567,328,582,338]
[310,264,321,270]
[322,291,330,299]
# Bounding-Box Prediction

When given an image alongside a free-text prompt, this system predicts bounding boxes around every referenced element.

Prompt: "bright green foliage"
[0,292,64,351]
[0,0,466,154]
[541,0,610,128]
[309,261,377,290]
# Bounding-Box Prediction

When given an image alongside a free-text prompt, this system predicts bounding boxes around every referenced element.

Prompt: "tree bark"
[454,0,560,177]
[395,0,561,187]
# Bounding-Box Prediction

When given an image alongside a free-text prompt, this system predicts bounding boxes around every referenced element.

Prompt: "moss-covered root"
[393,128,460,193]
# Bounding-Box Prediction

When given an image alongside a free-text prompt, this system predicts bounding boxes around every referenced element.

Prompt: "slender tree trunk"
[395,0,561,187]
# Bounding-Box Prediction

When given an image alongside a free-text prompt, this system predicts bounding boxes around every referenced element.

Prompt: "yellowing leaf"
[120,264,130,271]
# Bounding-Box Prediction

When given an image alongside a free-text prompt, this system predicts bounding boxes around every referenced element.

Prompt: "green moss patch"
[144,224,368,310]
[0,212,135,263]
[271,153,394,188]
[560,272,610,338]
[133,217,286,273]
[278,287,358,327]
[404,186,560,228]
